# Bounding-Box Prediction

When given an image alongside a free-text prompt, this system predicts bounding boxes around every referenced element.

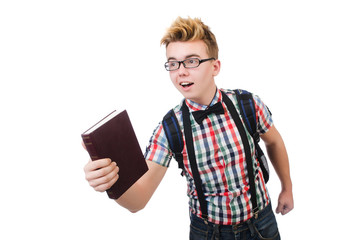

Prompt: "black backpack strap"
[234,90,270,183]
[222,91,260,218]
[162,109,185,176]
[182,101,209,222]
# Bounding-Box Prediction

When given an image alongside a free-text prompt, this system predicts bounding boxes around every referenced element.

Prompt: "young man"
[83,17,293,239]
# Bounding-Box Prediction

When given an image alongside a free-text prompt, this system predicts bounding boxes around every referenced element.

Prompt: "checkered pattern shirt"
[144,89,273,225]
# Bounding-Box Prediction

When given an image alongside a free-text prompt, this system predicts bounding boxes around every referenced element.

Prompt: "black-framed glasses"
[164,57,215,71]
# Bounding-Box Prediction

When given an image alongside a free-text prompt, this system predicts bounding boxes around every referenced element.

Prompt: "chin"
[179,91,195,100]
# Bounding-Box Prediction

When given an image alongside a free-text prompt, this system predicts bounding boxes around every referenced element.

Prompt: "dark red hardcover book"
[81,110,148,199]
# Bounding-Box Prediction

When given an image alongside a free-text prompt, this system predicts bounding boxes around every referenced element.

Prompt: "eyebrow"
[167,54,201,61]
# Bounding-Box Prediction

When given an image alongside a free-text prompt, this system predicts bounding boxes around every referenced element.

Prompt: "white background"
[1,1,361,239]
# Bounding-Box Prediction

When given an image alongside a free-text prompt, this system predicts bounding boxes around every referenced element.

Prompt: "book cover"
[81,110,148,199]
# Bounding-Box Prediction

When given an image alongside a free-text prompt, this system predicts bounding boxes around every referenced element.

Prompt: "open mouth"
[180,82,194,88]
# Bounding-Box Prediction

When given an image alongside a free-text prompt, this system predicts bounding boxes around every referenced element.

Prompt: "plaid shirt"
[144,89,273,225]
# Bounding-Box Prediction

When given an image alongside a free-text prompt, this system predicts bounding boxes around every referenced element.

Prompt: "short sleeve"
[144,122,173,167]
[253,94,273,135]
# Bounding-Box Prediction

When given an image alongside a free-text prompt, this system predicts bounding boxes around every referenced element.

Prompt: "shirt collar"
[184,88,223,112]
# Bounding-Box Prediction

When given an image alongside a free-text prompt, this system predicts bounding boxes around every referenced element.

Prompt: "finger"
[280,206,288,215]
[84,158,112,173]
[93,172,119,192]
[277,203,293,215]
[282,208,290,215]
[86,161,117,181]
[275,203,283,214]
[282,203,294,215]
[88,165,119,189]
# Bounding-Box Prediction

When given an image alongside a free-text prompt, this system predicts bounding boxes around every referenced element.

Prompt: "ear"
[212,59,221,76]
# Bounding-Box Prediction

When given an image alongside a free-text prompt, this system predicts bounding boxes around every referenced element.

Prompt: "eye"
[167,61,178,68]
[185,58,199,67]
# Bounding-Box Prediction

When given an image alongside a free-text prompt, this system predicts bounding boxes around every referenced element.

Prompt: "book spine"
[81,134,100,160]
[82,134,118,199]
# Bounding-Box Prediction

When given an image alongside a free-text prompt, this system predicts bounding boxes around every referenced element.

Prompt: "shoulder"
[220,88,254,96]
[221,88,265,104]
[220,88,238,100]
[221,88,270,114]
[162,101,183,124]
[220,88,255,103]
[220,88,238,97]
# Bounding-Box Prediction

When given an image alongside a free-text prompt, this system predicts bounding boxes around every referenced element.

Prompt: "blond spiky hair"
[160,17,219,59]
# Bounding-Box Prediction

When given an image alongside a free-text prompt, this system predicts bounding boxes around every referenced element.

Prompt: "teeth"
[181,82,192,86]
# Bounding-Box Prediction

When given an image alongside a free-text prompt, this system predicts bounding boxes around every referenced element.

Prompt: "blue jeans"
[189,204,280,240]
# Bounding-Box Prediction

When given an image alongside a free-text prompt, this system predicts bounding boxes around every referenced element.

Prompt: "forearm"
[115,160,167,213]
[261,126,294,214]
[261,126,292,191]
[265,139,292,191]
[115,181,152,213]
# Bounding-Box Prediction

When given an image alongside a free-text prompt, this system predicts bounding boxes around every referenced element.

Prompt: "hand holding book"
[81,110,148,199]
[83,157,120,192]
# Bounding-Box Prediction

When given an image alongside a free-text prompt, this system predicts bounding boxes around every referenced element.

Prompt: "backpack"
[162,89,270,183]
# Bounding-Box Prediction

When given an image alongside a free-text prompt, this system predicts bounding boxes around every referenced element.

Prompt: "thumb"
[275,202,283,214]
[81,140,87,150]
[276,201,292,215]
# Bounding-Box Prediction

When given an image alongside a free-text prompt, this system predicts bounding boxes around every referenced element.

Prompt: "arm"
[84,158,167,213]
[260,125,294,215]
[115,160,167,212]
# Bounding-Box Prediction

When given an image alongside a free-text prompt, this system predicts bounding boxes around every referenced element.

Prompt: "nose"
[177,62,189,76]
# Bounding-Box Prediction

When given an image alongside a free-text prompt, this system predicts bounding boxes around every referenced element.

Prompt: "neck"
[193,85,218,106]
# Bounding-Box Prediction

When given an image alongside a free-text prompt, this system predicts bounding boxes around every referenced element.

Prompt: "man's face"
[166,40,220,105]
